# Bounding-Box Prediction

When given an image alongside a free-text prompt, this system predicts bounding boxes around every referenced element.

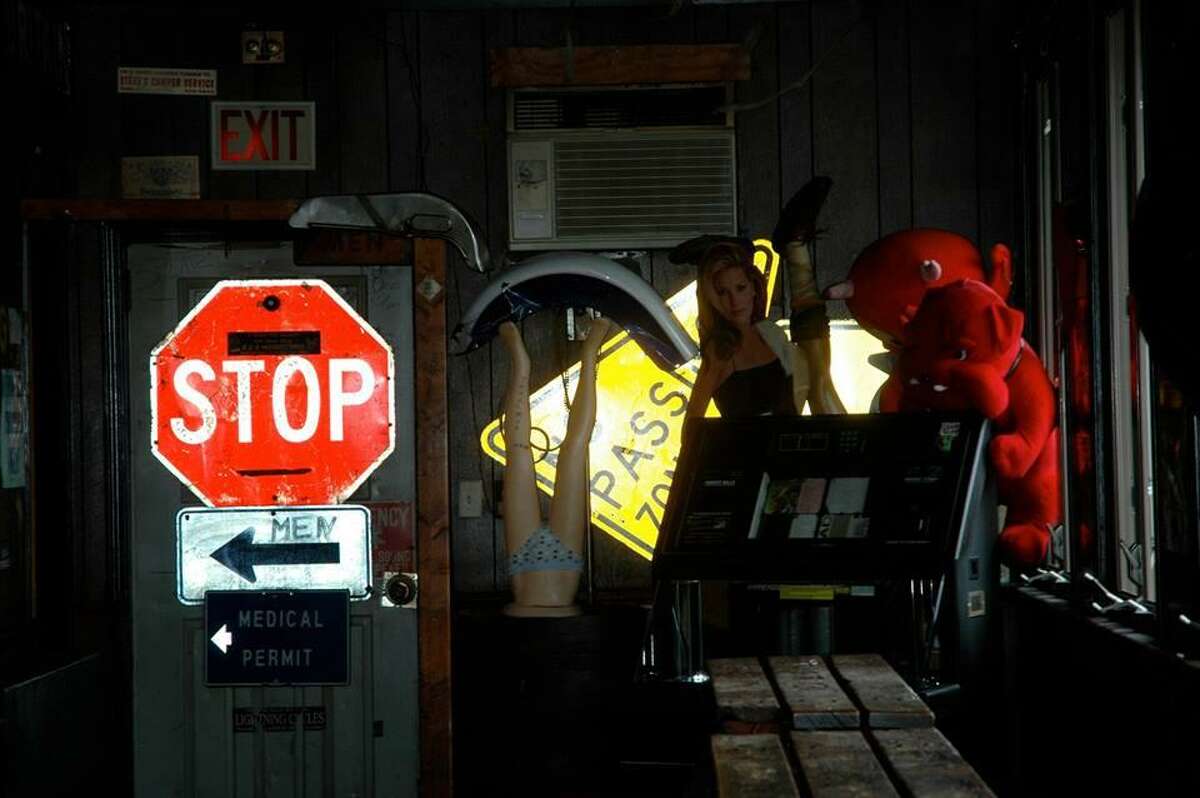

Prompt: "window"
[1104,4,1155,600]
[1034,70,1069,571]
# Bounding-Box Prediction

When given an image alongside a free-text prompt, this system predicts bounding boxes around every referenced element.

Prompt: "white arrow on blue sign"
[176,505,372,604]
[211,624,233,653]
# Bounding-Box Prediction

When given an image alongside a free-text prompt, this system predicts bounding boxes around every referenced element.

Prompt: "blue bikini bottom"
[509,526,583,575]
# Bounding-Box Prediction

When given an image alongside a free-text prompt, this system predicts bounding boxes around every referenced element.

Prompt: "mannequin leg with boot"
[775,177,847,415]
[498,317,612,617]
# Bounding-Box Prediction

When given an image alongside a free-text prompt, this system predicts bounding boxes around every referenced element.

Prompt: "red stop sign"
[151,279,395,506]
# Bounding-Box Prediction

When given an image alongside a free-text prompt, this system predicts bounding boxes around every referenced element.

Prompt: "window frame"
[1033,68,1070,572]
[1103,2,1156,601]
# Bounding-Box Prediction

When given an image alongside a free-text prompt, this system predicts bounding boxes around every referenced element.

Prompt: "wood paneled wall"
[2,0,74,642]
[69,1,1021,596]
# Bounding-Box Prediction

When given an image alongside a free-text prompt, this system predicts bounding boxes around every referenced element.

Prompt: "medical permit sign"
[150,279,394,507]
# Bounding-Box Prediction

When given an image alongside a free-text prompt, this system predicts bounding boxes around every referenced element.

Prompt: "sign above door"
[211,101,315,170]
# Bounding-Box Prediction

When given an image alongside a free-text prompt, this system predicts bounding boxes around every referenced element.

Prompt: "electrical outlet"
[242,30,285,64]
[459,480,483,518]
[566,307,598,340]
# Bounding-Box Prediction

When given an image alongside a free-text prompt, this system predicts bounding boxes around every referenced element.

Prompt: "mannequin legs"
[774,176,846,415]
[498,321,542,560]
[786,239,821,312]
[786,243,846,415]
[498,319,611,617]
[547,317,611,555]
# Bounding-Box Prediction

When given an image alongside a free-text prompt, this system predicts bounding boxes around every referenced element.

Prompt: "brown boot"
[772,176,832,255]
[776,178,834,347]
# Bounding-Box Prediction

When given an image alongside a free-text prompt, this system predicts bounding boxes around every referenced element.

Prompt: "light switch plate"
[459,480,483,518]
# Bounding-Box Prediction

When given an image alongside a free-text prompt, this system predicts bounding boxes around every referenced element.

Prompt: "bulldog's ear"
[987,302,1024,345]
[989,244,1014,300]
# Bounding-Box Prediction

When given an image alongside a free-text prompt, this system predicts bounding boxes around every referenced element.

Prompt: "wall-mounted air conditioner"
[507,84,737,250]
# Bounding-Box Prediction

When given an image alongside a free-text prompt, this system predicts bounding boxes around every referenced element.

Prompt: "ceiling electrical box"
[507,83,738,250]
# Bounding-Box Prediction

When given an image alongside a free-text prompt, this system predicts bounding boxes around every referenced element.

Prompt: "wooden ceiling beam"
[489,43,750,87]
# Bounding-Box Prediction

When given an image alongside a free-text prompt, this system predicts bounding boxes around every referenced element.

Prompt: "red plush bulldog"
[825,229,1014,412]
[894,275,1061,570]
[825,228,1013,348]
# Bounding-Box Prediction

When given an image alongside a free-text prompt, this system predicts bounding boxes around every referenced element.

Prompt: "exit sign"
[211,101,315,171]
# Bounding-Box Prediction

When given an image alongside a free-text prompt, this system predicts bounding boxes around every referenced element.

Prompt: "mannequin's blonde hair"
[696,242,767,360]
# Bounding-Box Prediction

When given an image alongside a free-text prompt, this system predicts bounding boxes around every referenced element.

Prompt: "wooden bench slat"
[790,730,900,798]
[711,734,801,798]
[830,654,934,728]
[708,658,780,725]
[871,728,995,797]
[769,656,860,730]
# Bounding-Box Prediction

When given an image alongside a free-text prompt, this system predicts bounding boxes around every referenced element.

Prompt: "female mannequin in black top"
[684,240,845,419]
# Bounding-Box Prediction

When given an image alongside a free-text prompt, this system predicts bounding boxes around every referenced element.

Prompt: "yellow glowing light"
[801,320,888,415]
[480,240,887,559]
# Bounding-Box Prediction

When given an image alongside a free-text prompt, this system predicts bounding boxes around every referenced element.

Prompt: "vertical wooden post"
[414,238,452,797]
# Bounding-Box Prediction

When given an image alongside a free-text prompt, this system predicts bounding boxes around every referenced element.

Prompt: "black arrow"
[211,528,340,583]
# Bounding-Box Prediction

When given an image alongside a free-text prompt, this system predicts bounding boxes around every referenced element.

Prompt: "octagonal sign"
[151,279,394,506]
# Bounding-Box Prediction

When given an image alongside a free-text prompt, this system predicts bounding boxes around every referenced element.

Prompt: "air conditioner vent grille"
[513,86,727,131]
[513,98,565,130]
[553,134,735,240]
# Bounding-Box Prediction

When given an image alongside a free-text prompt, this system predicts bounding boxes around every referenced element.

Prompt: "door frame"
[21,199,454,797]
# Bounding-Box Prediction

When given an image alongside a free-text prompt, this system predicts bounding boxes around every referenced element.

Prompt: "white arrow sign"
[211,624,233,654]
[176,505,372,605]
